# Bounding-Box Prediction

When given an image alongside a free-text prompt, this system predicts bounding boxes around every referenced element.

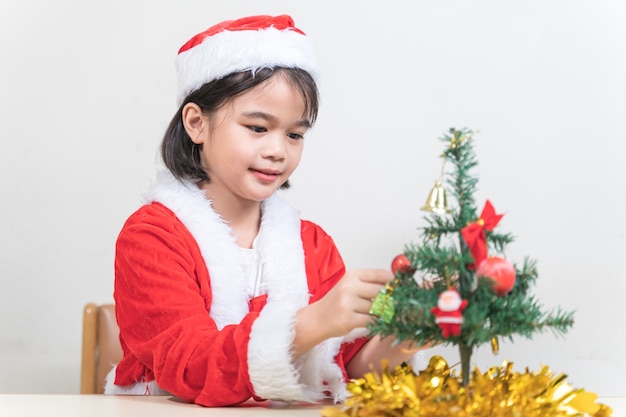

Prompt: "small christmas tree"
[369,127,575,386]
[322,128,612,417]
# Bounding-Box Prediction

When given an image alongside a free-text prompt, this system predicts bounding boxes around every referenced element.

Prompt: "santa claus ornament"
[430,288,468,338]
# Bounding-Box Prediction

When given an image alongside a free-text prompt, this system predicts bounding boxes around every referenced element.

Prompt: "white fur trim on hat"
[176,22,319,105]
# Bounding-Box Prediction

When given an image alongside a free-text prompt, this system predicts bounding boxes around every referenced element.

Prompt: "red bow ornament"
[461,200,503,269]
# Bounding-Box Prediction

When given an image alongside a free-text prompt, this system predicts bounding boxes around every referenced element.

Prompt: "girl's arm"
[293,269,431,378]
[294,223,432,378]
[292,269,393,358]
[345,335,429,378]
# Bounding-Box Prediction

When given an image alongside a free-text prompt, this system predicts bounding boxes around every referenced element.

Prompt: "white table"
[0,395,325,416]
[0,394,623,416]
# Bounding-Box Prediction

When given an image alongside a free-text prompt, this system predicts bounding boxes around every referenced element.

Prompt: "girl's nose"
[261,134,286,160]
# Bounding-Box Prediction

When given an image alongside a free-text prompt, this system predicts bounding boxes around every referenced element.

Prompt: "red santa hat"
[175,14,320,105]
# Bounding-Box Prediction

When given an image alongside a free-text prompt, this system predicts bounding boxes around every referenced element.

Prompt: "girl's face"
[191,75,309,207]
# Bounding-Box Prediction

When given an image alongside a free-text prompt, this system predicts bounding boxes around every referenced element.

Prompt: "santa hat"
[175,15,320,105]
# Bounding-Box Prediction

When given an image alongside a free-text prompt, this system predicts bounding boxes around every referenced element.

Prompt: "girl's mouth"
[250,168,281,182]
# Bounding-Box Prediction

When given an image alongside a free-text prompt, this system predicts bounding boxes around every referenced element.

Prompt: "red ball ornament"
[476,256,516,296]
[391,254,414,275]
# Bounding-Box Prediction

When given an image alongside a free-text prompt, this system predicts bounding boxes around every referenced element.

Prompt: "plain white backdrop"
[1,0,624,396]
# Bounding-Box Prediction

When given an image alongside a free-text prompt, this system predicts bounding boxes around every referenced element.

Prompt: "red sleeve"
[301,220,345,302]
[300,221,369,380]
[114,203,256,406]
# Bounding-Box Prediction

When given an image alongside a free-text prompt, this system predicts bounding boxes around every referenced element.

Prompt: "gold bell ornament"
[421,157,451,214]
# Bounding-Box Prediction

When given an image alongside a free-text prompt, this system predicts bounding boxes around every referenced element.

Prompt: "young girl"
[106,14,428,407]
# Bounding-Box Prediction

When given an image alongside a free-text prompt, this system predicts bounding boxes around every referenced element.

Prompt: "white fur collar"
[142,171,354,402]
[144,171,307,330]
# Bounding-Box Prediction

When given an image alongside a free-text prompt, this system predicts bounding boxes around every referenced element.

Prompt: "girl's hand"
[292,269,393,357]
[316,269,393,337]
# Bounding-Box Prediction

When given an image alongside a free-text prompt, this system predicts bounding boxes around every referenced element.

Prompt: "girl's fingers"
[357,282,387,301]
[352,297,374,316]
[356,269,394,285]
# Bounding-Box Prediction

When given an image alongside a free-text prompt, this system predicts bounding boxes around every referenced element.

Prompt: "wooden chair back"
[80,303,123,394]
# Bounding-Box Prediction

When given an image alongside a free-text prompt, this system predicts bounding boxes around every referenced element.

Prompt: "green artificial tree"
[369,127,575,387]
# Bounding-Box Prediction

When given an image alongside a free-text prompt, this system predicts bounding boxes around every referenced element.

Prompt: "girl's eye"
[288,132,305,140]
[248,125,267,133]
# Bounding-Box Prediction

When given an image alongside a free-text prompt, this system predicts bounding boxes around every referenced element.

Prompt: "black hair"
[161,67,319,188]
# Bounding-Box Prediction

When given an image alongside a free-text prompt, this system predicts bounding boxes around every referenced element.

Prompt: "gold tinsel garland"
[321,356,612,417]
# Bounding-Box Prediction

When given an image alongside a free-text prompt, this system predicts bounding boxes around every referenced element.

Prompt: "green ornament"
[370,286,396,324]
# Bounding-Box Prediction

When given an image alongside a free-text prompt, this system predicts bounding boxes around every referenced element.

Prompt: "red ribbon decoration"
[461,200,504,269]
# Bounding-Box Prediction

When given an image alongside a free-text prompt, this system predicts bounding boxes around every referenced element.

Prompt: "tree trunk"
[459,342,473,387]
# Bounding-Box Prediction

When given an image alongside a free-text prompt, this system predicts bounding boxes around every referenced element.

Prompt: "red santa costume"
[104,15,376,406]
[105,171,370,405]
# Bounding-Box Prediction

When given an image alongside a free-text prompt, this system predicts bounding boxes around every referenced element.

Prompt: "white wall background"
[1,0,624,396]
